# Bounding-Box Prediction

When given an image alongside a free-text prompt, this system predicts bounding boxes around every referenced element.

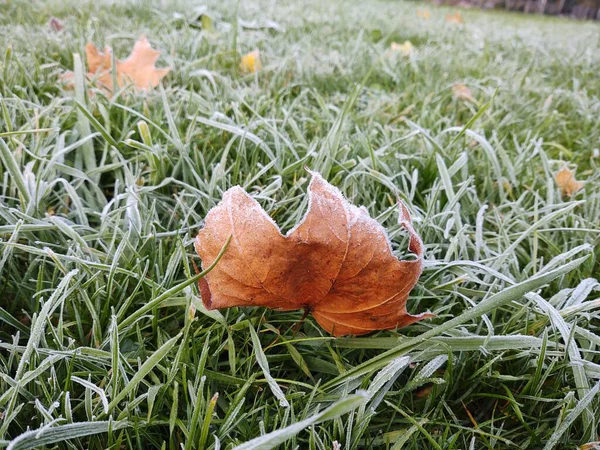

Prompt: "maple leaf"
[445,12,464,24]
[555,167,584,197]
[194,171,431,336]
[64,36,170,94]
[240,50,262,73]
[390,41,415,57]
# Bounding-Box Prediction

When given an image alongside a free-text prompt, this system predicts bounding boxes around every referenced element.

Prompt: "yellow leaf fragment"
[240,50,262,73]
[188,303,196,321]
[390,41,415,57]
[555,167,584,197]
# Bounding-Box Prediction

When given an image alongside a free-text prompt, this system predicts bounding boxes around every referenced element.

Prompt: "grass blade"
[7,421,131,450]
[249,324,290,408]
[542,381,600,450]
[232,392,367,450]
[0,138,29,205]
[324,248,591,389]
[107,333,181,411]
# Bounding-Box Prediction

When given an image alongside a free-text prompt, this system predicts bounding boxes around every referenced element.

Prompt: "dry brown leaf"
[49,17,64,32]
[194,171,431,336]
[555,167,584,196]
[240,49,262,73]
[452,83,475,102]
[445,12,464,23]
[64,36,169,94]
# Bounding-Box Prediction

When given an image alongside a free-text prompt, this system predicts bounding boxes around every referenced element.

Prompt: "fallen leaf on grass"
[416,9,431,19]
[240,49,261,73]
[63,36,170,94]
[390,41,415,57]
[452,83,475,102]
[555,167,584,197]
[445,12,464,23]
[194,171,431,336]
[49,17,64,32]
[415,384,434,398]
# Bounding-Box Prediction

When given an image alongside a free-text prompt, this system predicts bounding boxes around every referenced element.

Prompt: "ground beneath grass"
[1,0,599,448]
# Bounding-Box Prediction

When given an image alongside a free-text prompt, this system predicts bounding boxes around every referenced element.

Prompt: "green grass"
[1,0,600,448]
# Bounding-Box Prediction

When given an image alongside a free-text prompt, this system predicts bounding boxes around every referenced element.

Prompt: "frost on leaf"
[194,171,431,336]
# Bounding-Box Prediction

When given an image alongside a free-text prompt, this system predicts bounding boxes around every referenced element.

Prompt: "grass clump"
[0,0,599,448]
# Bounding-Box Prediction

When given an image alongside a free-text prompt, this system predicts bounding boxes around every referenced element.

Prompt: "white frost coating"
[204,171,420,263]
[286,171,356,242]
[365,355,411,402]
[224,186,282,235]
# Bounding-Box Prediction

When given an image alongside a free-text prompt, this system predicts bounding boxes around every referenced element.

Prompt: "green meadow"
[0,0,599,448]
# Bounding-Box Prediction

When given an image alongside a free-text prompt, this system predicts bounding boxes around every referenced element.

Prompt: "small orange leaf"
[555,167,584,197]
[452,83,475,102]
[63,36,170,94]
[445,12,464,23]
[115,37,170,90]
[194,171,431,337]
[390,41,415,57]
[417,9,431,19]
[240,50,262,74]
